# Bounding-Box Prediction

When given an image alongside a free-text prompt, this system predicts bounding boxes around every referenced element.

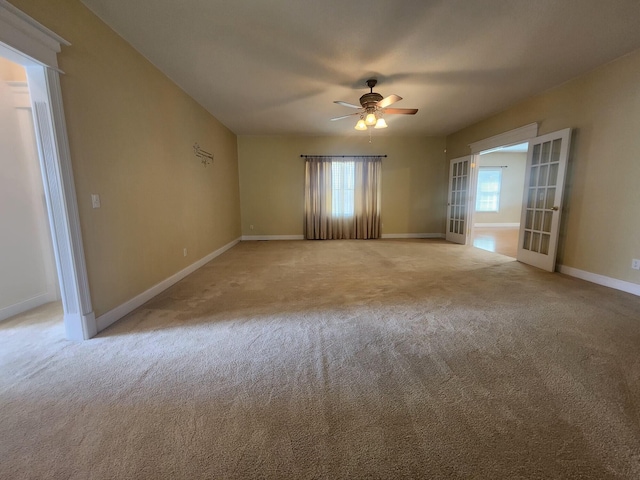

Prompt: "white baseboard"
[381,233,445,239]
[241,235,304,241]
[95,237,241,333]
[558,264,640,297]
[0,291,58,322]
[474,223,520,228]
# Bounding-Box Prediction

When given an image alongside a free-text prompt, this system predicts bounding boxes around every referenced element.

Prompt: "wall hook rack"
[193,143,214,166]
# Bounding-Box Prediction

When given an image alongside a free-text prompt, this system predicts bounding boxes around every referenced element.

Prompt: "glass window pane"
[532,232,541,252]
[543,211,553,232]
[540,234,550,255]
[527,189,536,208]
[525,209,533,229]
[536,189,545,209]
[475,168,501,212]
[545,188,556,209]
[523,230,531,250]
[534,210,542,231]
[331,161,355,217]
[541,141,551,165]
[532,144,541,165]
[548,163,558,186]
[551,139,562,163]
[530,166,538,187]
[538,165,548,187]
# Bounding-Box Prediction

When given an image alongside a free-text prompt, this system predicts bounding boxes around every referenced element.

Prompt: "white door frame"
[466,123,539,246]
[1,1,96,340]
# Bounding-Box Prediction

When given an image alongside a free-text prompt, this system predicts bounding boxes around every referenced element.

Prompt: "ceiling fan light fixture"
[355,119,368,130]
[374,117,388,129]
[334,79,418,132]
[365,112,377,125]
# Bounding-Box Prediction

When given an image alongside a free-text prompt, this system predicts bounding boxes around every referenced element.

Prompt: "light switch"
[91,194,101,209]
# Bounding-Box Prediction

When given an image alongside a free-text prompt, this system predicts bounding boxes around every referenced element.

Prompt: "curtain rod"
[300,155,387,158]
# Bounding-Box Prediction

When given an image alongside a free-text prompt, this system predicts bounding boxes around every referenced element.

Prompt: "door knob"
[550,206,559,211]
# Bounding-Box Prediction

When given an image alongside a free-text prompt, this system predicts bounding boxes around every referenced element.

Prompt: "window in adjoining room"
[476,168,502,212]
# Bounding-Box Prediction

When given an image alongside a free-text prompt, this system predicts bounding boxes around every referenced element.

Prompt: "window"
[331,161,355,217]
[304,156,382,239]
[476,168,502,212]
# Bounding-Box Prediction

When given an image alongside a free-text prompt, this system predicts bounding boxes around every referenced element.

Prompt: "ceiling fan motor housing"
[359,92,384,109]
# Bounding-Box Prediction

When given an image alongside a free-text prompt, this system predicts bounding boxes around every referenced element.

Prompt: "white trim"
[0,1,69,69]
[95,238,240,333]
[558,265,640,297]
[381,233,445,239]
[241,235,304,241]
[474,223,520,228]
[469,123,538,154]
[26,67,97,341]
[0,291,58,322]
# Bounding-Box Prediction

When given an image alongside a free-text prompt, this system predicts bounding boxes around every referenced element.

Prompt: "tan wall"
[447,48,640,284]
[474,152,526,225]
[238,136,447,236]
[10,0,241,316]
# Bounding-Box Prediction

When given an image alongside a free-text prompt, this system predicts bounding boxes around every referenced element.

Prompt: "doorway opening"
[470,143,528,258]
[0,55,61,322]
[446,124,571,272]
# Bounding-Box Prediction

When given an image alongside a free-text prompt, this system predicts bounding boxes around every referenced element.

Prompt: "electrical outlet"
[183,248,187,257]
[91,194,100,209]
[250,224,254,230]
[632,259,640,270]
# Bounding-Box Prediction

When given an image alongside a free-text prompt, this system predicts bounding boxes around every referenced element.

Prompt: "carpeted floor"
[2,239,640,479]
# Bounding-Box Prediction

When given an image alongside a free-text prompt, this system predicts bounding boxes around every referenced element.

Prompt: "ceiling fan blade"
[377,94,402,109]
[384,108,418,115]
[331,112,360,121]
[334,100,361,109]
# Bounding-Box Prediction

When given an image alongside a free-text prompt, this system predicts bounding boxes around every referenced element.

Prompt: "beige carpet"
[2,239,640,479]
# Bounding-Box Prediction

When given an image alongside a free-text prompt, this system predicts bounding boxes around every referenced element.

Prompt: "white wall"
[0,76,59,321]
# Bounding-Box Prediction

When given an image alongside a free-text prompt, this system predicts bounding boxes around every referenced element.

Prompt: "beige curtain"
[304,156,381,240]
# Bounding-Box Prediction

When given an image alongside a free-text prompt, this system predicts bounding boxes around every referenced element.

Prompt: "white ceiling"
[81,0,640,137]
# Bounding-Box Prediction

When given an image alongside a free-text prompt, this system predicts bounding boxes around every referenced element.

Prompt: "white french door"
[517,129,571,271]
[446,156,472,245]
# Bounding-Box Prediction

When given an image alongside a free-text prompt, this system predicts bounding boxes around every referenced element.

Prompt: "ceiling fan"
[331,78,418,130]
